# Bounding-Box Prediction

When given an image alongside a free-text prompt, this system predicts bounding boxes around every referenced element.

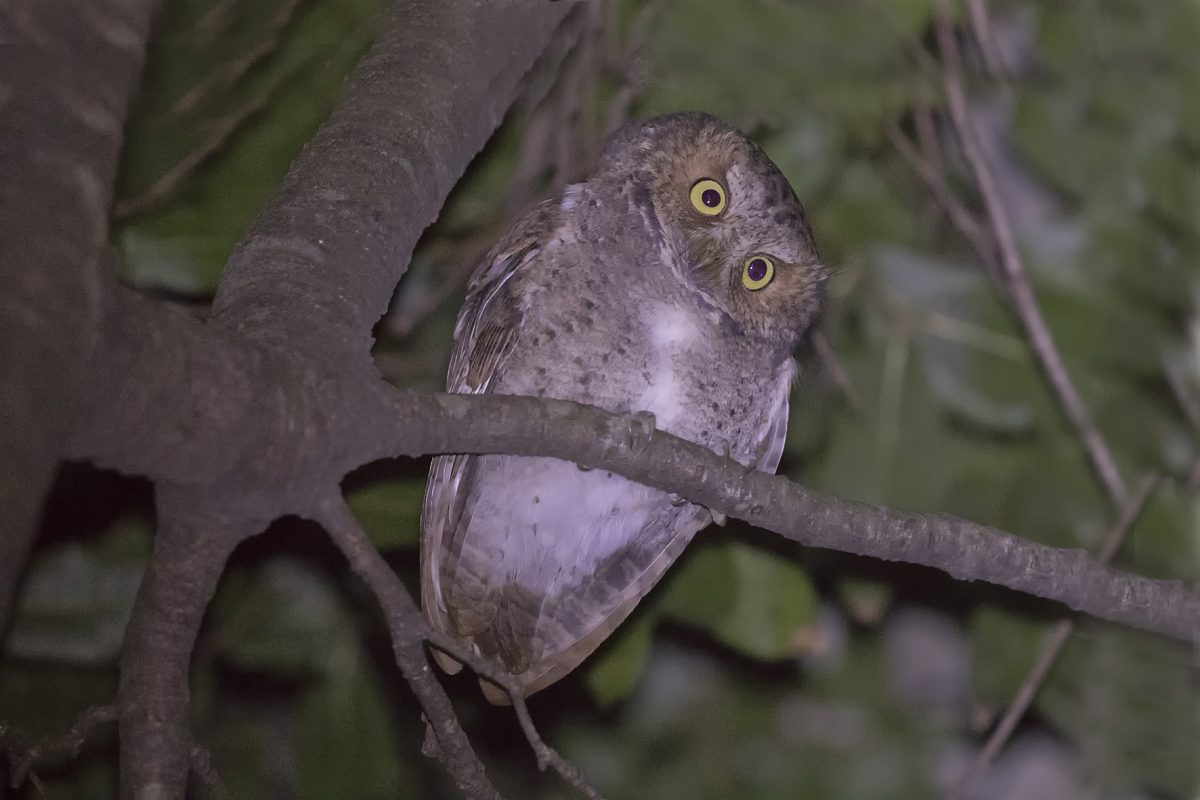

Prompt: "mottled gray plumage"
[421,112,825,702]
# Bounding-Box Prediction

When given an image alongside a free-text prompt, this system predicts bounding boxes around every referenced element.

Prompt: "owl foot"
[622,410,657,454]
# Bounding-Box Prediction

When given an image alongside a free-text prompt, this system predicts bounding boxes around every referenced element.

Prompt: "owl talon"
[623,410,657,454]
[711,510,728,526]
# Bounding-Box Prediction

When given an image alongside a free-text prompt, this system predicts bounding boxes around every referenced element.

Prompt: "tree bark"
[0,0,159,631]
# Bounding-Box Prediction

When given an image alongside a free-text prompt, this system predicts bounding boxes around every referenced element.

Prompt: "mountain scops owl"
[421,112,825,703]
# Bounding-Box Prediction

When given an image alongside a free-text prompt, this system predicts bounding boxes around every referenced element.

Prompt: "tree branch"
[949,476,1160,799]
[367,389,1200,644]
[930,5,1138,786]
[117,491,246,799]
[314,496,502,799]
[208,0,574,358]
[315,495,604,799]
[0,0,159,631]
[933,2,1128,506]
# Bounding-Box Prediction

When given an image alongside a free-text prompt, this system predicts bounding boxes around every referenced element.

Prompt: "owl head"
[598,112,826,347]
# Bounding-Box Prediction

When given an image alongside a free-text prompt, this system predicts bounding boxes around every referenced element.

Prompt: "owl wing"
[507,360,797,700]
[420,200,562,672]
[753,357,797,474]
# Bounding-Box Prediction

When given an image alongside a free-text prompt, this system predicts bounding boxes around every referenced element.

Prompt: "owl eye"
[742,255,775,291]
[689,178,726,216]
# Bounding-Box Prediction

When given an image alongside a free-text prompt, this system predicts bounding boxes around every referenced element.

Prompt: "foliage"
[4,0,1198,798]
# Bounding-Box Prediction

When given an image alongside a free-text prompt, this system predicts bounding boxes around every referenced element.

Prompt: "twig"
[315,496,604,800]
[169,0,305,119]
[421,632,604,799]
[601,0,664,138]
[934,0,1129,507]
[6,704,118,787]
[812,329,863,412]
[385,232,496,339]
[966,0,1006,78]
[190,741,229,800]
[931,5,1143,792]
[949,476,1160,799]
[921,310,1026,362]
[855,0,943,83]
[3,701,228,796]
[113,62,301,220]
[1188,455,1200,492]
[884,119,994,266]
[192,0,240,47]
[1162,352,1200,434]
[314,496,500,799]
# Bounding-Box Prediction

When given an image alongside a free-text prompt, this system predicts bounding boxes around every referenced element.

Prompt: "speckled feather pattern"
[420,112,825,701]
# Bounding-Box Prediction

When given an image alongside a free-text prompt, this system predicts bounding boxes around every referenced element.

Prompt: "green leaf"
[584,607,657,707]
[345,476,426,551]
[213,558,348,679]
[4,517,149,664]
[296,639,411,800]
[663,537,816,661]
[114,0,387,295]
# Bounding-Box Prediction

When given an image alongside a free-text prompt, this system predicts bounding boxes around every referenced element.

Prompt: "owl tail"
[463,582,547,704]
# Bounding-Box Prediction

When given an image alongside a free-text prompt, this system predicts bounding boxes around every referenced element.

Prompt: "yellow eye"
[742,255,775,291]
[689,178,726,215]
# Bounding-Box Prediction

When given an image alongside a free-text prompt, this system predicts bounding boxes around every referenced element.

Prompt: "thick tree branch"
[66,0,577,502]
[58,2,577,795]
[117,492,246,799]
[208,0,573,357]
[0,0,158,630]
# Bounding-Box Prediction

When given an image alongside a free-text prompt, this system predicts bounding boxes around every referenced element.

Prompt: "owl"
[421,111,825,703]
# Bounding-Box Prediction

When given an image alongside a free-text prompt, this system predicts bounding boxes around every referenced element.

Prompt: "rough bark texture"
[117,493,244,800]
[0,0,158,631]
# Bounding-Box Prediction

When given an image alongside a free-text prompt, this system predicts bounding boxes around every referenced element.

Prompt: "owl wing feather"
[754,358,796,474]
[420,202,558,674]
[501,359,795,701]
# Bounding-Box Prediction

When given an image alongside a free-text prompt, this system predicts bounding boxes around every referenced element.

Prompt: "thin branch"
[855,0,942,83]
[6,705,117,788]
[948,476,1160,799]
[360,389,1200,644]
[4,704,225,798]
[189,741,229,800]
[929,11,1150,794]
[884,119,993,265]
[423,630,602,798]
[167,0,305,119]
[812,329,863,413]
[965,0,1006,78]
[315,495,603,800]
[600,0,664,138]
[113,58,304,220]
[1162,352,1200,434]
[933,2,1129,507]
[1188,454,1200,493]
